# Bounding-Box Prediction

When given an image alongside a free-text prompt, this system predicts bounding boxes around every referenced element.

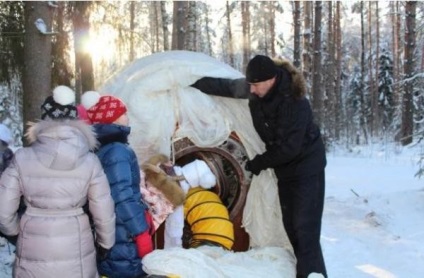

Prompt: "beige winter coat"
[0,120,116,278]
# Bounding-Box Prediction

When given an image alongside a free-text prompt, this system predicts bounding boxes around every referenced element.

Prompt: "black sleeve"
[191,77,250,99]
[251,99,311,169]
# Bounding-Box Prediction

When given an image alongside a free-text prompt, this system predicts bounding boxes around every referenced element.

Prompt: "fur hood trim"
[142,154,185,207]
[26,120,98,150]
[273,58,307,98]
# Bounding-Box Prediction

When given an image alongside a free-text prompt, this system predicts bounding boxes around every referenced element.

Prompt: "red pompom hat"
[82,91,127,124]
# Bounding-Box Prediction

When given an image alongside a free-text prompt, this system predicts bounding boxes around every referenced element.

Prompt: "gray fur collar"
[25,120,98,150]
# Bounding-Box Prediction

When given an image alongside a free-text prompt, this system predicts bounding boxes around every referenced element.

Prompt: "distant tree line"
[0,1,423,149]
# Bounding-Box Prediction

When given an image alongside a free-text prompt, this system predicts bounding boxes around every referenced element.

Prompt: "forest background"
[0,1,424,174]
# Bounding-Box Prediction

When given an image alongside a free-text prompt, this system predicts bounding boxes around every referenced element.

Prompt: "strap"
[25,206,84,217]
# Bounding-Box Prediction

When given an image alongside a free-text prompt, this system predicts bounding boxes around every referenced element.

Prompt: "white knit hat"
[181,159,216,189]
[0,124,12,144]
[52,85,75,106]
[81,91,101,110]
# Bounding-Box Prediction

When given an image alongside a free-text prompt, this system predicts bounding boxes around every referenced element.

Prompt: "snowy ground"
[0,142,423,277]
[323,143,424,278]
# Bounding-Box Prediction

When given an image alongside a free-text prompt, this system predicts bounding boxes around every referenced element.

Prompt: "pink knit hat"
[76,104,90,124]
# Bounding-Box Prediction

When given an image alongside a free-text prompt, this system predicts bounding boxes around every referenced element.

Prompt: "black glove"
[96,243,110,261]
[3,234,18,246]
[245,157,262,175]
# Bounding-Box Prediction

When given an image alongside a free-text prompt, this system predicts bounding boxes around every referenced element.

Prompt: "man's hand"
[245,157,262,175]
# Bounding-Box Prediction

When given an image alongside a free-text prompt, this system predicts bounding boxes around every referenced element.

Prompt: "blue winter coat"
[94,124,149,278]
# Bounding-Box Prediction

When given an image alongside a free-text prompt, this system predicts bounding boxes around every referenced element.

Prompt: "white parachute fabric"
[101,50,240,161]
[100,50,289,249]
[212,96,289,248]
[142,246,296,277]
[173,87,231,148]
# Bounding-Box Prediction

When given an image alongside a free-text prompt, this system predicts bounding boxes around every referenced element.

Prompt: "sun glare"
[85,27,116,63]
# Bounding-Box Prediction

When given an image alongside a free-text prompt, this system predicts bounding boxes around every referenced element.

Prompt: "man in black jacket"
[191,55,327,278]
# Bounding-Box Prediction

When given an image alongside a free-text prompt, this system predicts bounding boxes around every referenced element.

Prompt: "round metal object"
[172,133,252,251]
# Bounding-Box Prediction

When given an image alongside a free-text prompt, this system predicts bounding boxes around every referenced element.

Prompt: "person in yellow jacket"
[177,159,234,250]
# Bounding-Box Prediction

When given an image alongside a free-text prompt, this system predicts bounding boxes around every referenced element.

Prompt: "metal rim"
[172,134,252,219]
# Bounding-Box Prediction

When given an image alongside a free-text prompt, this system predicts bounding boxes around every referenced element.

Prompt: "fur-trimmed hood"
[25,120,98,170]
[273,58,307,99]
[142,154,185,207]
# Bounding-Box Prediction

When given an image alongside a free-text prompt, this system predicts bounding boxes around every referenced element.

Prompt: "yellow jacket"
[184,187,234,250]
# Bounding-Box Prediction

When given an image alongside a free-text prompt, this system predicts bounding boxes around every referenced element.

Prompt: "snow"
[322,144,424,278]
[1,142,423,277]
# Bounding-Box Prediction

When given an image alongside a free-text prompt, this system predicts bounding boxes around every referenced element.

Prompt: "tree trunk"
[311,1,323,128]
[51,1,72,88]
[161,1,170,51]
[400,1,417,146]
[23,1,53,144]
[302,1,312,89]
[225,1,235,67]
[368,1,375,137]
[155,2,161,52]
[149,1,161,53]
[171,1,188,50]
[129,1,135,61]
[241,1,251,72]
[374,2,380,135]
[360,1,369,144]
[292,1,301,68]
[203,4,213,56]
[367,2,381,137]
[268,2,276,57]
[335,1,342,140]
[324,1,336,139]
[392,1,402,114]
[185,1,197,51]
[72,1,94,94]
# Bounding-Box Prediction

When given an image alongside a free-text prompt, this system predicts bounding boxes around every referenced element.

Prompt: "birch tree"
[161,1,170,51]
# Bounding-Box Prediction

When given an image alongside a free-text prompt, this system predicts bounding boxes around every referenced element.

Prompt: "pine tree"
[346,67,363,144]
[378,48,394,132]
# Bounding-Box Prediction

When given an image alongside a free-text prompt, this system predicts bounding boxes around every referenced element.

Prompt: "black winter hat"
[246,55,277,83]
[41,86,78,120]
